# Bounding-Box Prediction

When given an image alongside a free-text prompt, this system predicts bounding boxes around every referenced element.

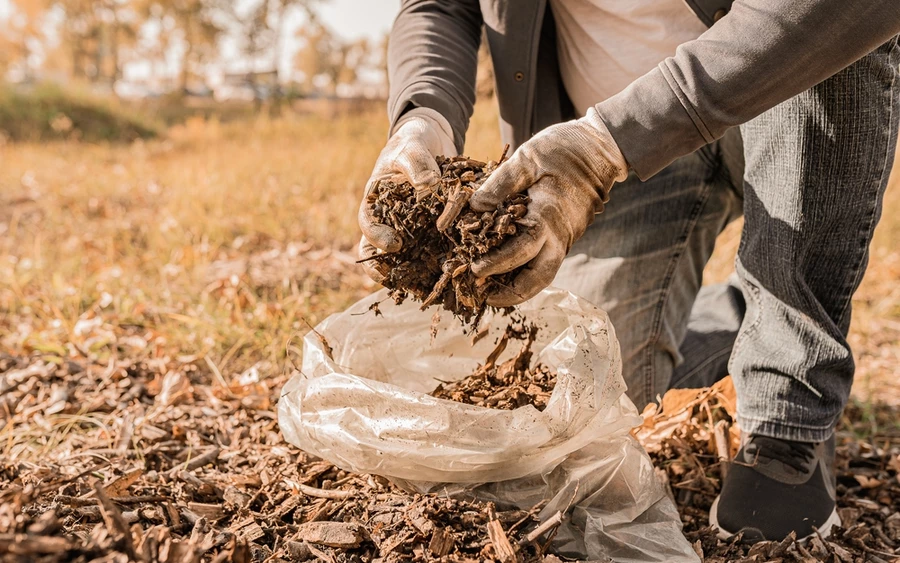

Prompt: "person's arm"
[358,1,482,275]
[598,0,900,178]
[387,0,483,154]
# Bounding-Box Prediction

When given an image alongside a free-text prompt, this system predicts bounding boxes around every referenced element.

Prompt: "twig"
[498,143,510,164]
[714,419,731,479]
[355,251,396,264]
[56,494,168,507]
[520,511,563,545]
[168,447,220,476]
[507,501,546,535]
[296,483,355,500]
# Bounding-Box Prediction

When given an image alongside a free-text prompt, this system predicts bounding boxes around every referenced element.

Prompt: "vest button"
[514,71,525,82]
[713,8,728,21]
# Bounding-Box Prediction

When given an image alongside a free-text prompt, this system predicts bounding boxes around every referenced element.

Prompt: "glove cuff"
[583,108,629,183]
[391,107,458,158]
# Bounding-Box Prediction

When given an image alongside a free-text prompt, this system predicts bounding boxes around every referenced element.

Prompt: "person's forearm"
[388,0,483,154]
[597,0,900,179]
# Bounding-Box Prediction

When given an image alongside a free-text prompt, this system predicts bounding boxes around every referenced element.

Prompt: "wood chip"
[228,517,265,543]
[0,533,74,554]
[187,502,225,521]
[103,468,144,498]
[94,482,137,560]
[379,530,413,557]
[487,519,517,563]
[295,521,364,548]
[429,527,456,557]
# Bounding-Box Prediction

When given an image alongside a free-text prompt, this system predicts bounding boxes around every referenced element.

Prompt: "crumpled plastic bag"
[278,287,699,563]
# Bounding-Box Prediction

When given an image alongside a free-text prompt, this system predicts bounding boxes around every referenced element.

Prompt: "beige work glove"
[357,107,457,282]
[469,108,629,307]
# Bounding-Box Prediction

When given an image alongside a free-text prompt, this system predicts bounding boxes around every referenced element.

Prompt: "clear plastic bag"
[278,288,698,562]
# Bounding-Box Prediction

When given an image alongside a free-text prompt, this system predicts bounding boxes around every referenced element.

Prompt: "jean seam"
[643,178,714,403]
[835,41,899,325]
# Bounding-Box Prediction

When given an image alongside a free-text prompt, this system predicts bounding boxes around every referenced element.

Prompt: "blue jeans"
[553,37,900,442]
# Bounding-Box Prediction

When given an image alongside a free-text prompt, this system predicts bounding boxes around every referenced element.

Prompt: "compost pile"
[366,153,529,328]
[431,321,556,412]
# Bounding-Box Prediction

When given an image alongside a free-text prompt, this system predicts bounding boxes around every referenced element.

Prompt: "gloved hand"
[358,107,457,282]
[469,108,629,307]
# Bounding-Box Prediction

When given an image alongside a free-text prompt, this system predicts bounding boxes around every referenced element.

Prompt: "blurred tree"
[222,0,319,108]
[295,19,374,97]
[1,0,49,81]
[55,0,140,91]
[137,0,225,94]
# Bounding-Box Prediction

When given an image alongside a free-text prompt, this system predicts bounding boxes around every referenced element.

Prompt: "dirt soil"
[1,351,897,563]
[366,154,529,328]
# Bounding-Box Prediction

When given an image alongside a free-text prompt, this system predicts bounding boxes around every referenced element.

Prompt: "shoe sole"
[708,496,841,542]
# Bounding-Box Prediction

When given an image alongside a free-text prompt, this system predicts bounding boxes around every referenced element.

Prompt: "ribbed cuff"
[584,108,629,183]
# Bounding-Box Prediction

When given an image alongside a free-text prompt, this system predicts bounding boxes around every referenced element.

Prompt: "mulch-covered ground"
[637,381,900,562]
[1,348,898,563]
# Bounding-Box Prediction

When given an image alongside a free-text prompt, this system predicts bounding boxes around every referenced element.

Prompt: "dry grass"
[0,111,383,378]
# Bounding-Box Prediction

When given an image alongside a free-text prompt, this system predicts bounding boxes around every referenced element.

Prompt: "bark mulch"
[431,321,556,412]
[1,350,898,563]
[364,152,529,329]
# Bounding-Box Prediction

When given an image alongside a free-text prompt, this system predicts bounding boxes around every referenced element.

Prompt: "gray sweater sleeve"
[597,0,900,179]
[387,0,483,153]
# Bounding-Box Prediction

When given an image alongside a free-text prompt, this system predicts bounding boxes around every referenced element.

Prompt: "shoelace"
[746,436,816,473]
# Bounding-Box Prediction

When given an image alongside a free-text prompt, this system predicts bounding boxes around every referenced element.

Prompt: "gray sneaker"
[709,434,841,542]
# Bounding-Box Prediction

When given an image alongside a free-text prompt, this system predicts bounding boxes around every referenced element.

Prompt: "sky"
[318,0,399,41]
[0,0,400,39]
